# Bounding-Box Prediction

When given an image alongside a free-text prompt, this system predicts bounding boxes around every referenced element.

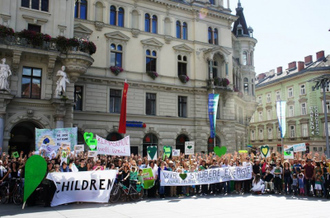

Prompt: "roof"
[232,1,250,37]
[256,55,330,89]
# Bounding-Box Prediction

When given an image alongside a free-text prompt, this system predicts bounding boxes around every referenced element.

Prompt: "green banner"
[141,168,154,189]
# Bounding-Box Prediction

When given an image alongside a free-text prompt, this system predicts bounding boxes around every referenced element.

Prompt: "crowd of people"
[0,147,329,207]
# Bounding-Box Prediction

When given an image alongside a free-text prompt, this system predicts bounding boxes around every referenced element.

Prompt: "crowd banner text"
[96,135,131,156]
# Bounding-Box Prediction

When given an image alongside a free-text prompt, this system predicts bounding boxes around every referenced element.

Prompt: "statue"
[56,66,70,97]
[0,58,12,91]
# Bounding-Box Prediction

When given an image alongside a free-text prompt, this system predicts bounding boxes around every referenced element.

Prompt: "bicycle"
[0,178,23,205]
[109,180,144,203]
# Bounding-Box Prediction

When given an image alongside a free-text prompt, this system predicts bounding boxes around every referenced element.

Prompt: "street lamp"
[308,74,330,157]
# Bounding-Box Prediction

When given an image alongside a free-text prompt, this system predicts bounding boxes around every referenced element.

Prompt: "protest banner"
[46,170,117,207]
[160,165,252,186]
[35,127,77,152]
[141,168,155,189]
[185,141,195,155]
[172,149,180,157]
[293,143,306,152]
[96,135,131,156]
[284,145,294,159]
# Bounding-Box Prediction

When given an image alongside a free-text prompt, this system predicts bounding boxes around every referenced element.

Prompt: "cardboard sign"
[74,144,84,153]
[293,143,306,152]
[185,141,195,155]
[172,149,180,157]
[88,151,98,158]
[284,145,294,159]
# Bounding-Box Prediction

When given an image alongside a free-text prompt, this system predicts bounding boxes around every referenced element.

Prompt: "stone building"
[0,0,257,155]
[249,51,330,153]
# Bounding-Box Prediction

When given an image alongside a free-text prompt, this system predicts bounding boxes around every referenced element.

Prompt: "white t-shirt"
[0,166,7,178]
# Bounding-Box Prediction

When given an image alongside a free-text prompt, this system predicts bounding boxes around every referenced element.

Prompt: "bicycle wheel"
[13,186,23,205]
[129,185,144,201]
[0,186,8,204]
[109,184,121,203]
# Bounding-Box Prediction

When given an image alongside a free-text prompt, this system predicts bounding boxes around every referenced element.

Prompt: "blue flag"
[208,94,220,138]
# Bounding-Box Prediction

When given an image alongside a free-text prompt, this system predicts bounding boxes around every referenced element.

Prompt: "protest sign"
[35,127,77,151]
[74,144,84,154]
[163,146,172,158]
[160,165,252,186]
[47,170,117,207]
[172,149,180,157]
[88,151,97,158]
[147,146,157,160]
[12,151,19,158]
[293,143,306,152]
[260,145,270,158]
[284,145,294,159]
[96,135,131,156]
[141,168,155,189]
[185,141,195,155]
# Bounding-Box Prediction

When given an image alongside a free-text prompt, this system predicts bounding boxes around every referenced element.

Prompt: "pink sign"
[96,135,131,156]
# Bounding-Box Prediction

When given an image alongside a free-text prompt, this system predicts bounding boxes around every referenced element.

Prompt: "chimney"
[304,55,313,65]
[258,73,266,80]
[316,50,325,61]
[298,61,305,71]
[288,61,296,71]
[277,66,283,74]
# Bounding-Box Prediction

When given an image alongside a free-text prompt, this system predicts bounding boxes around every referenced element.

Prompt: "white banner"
[293,143,306,152]
[96,135,131,156]
[160,165,252,186]
[185,141,195,155]
[47,170,117,207]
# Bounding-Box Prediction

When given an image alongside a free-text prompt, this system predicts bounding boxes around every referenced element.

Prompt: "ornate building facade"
[0,0,257,155]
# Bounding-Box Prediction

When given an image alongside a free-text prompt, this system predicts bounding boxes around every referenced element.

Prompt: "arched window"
[244,77,249,94]
[183,22,188,40]
[146,50,157,72]
[214,28,218,45]
[243,51,248,65]
[95,2,103,22]
[145,13,151,32]
[152,15,158,34]
[176,21,181,38]
[75,0,87,19]
[178,55,187,76]
[207,135,221,155]
[208,27,213,44]
[110,6,116,25]
[176,134,189,153]
[143,133,158,157]
[106,132,123,141]
[118,7,124,27]
[110,44,123,67]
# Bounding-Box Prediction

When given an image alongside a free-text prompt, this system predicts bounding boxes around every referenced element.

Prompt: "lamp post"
[308,75,330,158]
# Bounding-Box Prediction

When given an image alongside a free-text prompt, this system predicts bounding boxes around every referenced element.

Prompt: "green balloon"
[24,155,47,203]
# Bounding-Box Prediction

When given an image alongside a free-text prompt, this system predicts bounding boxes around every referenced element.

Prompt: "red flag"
[118,82,129,134]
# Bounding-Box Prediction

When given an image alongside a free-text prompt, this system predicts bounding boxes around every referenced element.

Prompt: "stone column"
[0,92,14,152]
[0,114,4,152]
[55,115,65,128]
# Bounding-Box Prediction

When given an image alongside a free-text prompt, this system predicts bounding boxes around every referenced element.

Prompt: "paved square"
[0,195,329,218]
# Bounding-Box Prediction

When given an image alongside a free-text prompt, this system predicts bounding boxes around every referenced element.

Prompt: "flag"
[276,101,286,138]
[118,82,129,134]
[208,94,220,138]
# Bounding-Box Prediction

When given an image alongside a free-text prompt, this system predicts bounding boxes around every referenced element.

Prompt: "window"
[276,91,281,101]
[259,129,263,140]
[110,89,121,113]
[268,128,273,139]
[290,125,295,138]
[302,123,308,137]
[244,78,249,93]
[251,130,255,141]
[258,96,262,104]
[178,55,187,76]
[22,0,49,12]
[207,136,220,154]
[289,105,294,117]
[267,109,272,120]
[146,93,156,115]
[288,87,293,98]
[250,114,255,123]
[209,0,215,4]
[146,50,157,72]
[318,147,323,152]
[301,103,307,115]
[324,101,330,113]
[178,96,187,118]
[300,84,306,95]
[313,147,317,152]
[208,27,213,44]
[152,15,158,34]
[110,6,124,27]
[258,111,263,121]
[74,86,83,111]
[75,0,87,19]
[208,61,218,78]
[110,44,123,67]
[266,93,271,103]
[21,67,42,99]
[176,21,188,40]
[145,13,151,32]
[28,24,41,33]
[143,133,158,157]
[214,28,218,45]
[243,51,248,65]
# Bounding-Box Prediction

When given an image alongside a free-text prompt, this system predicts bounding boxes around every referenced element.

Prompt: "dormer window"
[237,24,243,36]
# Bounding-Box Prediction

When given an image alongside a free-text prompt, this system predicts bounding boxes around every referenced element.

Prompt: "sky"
[229,0,330,75]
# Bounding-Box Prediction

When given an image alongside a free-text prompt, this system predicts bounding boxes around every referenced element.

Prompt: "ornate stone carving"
[131,29,141,38]
[94,21,104,31]
[60,51,94,82]
[164,35,173,44]
[11,50,22,76]
[47,55,57,79]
